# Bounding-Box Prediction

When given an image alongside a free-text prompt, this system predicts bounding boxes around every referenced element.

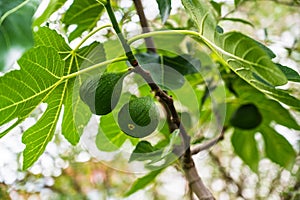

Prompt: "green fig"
[230,103,262,130]
[118,96,159,138]
[80,72,126,115]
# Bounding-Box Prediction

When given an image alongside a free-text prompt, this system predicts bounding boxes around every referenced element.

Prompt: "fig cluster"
[80,72,159,138]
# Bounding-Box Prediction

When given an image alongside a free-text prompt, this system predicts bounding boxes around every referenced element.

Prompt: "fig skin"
[80,72,125,115]
[230,103,262,130]
[118,96,159,138]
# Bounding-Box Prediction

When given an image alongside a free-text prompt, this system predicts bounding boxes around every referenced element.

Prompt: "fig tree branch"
[132,0,156,53]
[104,1,215,199]
[191,128,226,155]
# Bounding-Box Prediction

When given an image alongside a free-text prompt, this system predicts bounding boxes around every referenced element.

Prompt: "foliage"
[0,0,299,198]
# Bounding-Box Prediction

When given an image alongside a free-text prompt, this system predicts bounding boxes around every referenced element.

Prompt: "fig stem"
[104,1,137,66]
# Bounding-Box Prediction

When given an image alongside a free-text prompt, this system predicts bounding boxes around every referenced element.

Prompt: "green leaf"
[234,0,242,7]
[136,52,186,90]
[210,1,222,16]
[182,0,287,91]
[258,99,300,130]
[260,125,296,170]
[124,169,164,197]
[232,78,300,128]
[0,0,39,70]
[215,32,287,86]
[22,83,65,169]
[96,113,137,152]
[34,27,71,52]
[251,80,300,109]
[231,129,259,172]
[162,54,201,75]
[62,0,104,41]
[182,0,217,41]
[0,46,64,138]
[62,79,92,145]
[156,0,171,24]
[277,63,300,82]
[152,34,186,55]
[33,0,67,26]
[129,130,180,168]
[34,27,105,144]
[129,141,160,162]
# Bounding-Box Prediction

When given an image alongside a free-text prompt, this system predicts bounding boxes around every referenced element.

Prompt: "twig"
[191,128,225,155]
[209,152,244,198]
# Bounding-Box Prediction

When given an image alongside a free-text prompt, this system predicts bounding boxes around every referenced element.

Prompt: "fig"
[80,72,125,115]
[118,96,159,138]
[230,103,262,130]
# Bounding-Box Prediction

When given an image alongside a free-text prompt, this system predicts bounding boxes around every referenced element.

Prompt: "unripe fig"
[230,103,262,130]
[80,72,125,115]
[118,96,159,138]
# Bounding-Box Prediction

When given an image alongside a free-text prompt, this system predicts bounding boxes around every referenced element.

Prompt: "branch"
[132,0,156,53]
[191,128,226,155]
[209,152,244,198]
[104,2,215,199]
[183,148,215,200]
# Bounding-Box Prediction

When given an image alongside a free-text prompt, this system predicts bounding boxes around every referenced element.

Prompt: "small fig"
[230,103,262,130]
[80,72,125,115]
[118,96,159,138]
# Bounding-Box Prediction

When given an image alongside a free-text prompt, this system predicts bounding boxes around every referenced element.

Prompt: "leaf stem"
[62,56,127,80]
[0,0,31,26]
[128,30,279,77]
[73,24,112,51]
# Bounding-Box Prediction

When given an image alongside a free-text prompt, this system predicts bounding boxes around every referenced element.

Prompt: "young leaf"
[156,0,171,24]
[62,0,105,41]
[33,0,67,27]
[260,125,296,170]
[124,168,164,197]
[0,0,39,70]
[231,129,259,172]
